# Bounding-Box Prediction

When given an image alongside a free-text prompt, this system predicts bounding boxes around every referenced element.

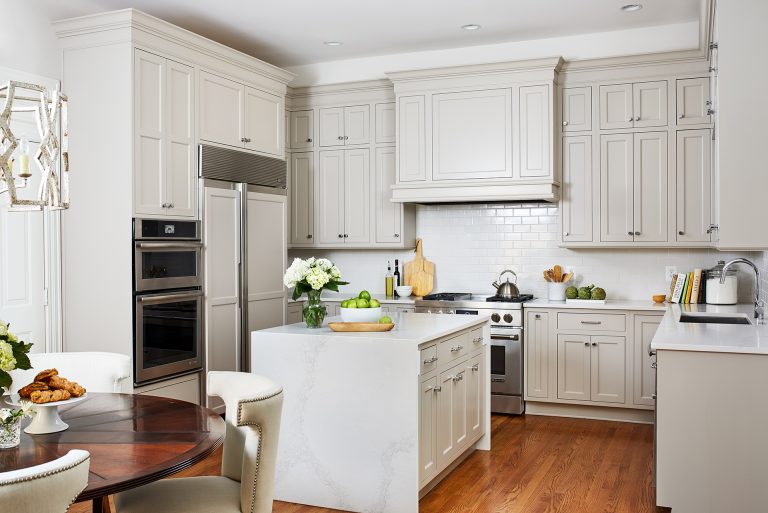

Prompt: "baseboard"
[525,402,654,424]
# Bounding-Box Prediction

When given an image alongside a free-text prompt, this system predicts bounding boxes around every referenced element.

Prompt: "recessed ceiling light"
[324,41,343,46]
[461,24,481,31]
[620,4,643,12]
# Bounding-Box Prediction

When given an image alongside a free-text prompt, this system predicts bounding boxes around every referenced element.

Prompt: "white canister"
[705,261,738,305]
[548,282,568,301]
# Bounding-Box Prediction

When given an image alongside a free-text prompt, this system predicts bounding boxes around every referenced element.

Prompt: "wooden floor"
[70,414,669,513]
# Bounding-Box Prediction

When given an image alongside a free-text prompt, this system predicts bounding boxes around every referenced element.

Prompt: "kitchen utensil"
[548,282,567,301]
[328,322,395,332]
[543,271,552,282]
[492,270,520,299]
[340,307,383,323]
[395,285,413,297]
[562,272,573,283]
[652,294,667,303]
[705,261,738,305]
[403,239,435,296]
[553,265,562,282]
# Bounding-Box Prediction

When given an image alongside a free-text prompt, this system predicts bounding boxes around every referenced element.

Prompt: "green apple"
[340,300,349,308]
[345,301,358,309]
[358,290,371,301]
[369,299,381,308]
[379,316,393,324]
[356,298,369,308]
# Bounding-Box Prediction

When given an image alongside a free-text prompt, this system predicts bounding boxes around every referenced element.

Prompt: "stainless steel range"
[414,292,534,415]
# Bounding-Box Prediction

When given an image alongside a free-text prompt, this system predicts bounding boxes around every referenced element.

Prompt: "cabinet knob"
[564,231,569,236]
[634,231,640,236]
[584,342,590,346]
[344,136,349,140]
[306,138,312,142]
[452,374,464,382]
[651,393,657,399]
[343,234,348,238]
[535,314,541,319]
[592,342,598,347]
[306,234,313,239]
[394,233,400,238]
[628,231,633,236]
[337,136,343,140]
[678,231,685,236]
[562,121,568,126]
[241,137,246,142]
[635,117,641,121]
[168,204,174,209]
[161,203,168,208]
[628,117,633,122]
[338,234,343,238]
[678,114,685,119]
[471,364,479,371]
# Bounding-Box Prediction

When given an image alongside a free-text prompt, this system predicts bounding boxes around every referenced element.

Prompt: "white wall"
[285,21,699,87]
[0,1,60,79]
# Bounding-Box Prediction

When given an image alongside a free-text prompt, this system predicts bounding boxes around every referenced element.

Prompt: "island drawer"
[420,344,438,374]
[438,332,470,364]
[557,312,626,332]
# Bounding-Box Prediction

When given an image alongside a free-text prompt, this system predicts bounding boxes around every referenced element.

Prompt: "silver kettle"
[492,270,520,299]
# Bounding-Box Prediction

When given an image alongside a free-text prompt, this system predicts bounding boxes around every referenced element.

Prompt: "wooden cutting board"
[328,322,395,332]
[403,238,435,297]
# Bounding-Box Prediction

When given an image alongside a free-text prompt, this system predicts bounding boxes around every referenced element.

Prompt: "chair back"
[0,449,90,513]
[10,352,131,394]
[207,371,283,513]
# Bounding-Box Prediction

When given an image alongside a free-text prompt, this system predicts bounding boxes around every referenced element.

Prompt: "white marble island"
[251,313,491,513]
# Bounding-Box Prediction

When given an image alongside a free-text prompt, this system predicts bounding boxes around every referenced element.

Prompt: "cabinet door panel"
[419,376,438,486]
[562,136,593,242]
[436,369,456,470]
[519,85,551,178]
[134,50,166,216]
[676,130,712,243]
[600,84,633,130]
[466,353,484,443]
[317,151,345,244]
[677,78,711,125]
[199,71,243,147]
[345,105,370,145]
[562,86,592,132]
[290,110,314,149]
[633,132,668,242]
[375,147,401,243]
[398,95,427,182]
[590,336,625,403]
[557,334,591,401]
[432,89,512,180]
[319,107,345,147]
[290,153,314,245]
[633,81,668,128]
[600,134,634,242]
[375,102,396,144]
[343,149,370,244]
[244,87,283,156]
[166,60,196,217]
[526,311,550,399]
[634,315,662,406]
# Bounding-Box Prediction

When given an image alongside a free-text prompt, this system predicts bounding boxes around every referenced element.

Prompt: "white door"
[557,334,590,401]
[562,136,593,242]
[344,105,370,145]
[432,88,512,180]
[518,84,551,178]
[343,149,370,244]
[466,353,484,442]
[677,78,711,125]
[525,311,550,399]
[199,71,243,148]
[562,86,592,132]
[134,49,166,217]
[319,107,345,147]
[633,81,668,128]
[317,150,345,244]
[375,102,396,144]
[375,147,400,244]
[289,153,314,245]
[633,131,668,243]
[289,110,314,149]
[590,336,626,403]
[244,86,283,156]
[600,133,634,242]
[634,315,662,406]
[419,376,438,486]
[599,84,633,130]
[676,130,712,243]
[398,95,427,182]
[165,59,196,218]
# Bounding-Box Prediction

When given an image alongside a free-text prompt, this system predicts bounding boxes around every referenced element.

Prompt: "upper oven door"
[134,241,203,292]
[490,327,523,396]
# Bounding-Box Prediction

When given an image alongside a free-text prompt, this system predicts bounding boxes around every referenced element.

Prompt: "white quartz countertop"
[288,292,417,305]
[253,312,488,345]
[525,298,667,311]
[651,303,768,355]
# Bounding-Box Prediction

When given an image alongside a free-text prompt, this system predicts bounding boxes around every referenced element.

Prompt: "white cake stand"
[6,393,88,434]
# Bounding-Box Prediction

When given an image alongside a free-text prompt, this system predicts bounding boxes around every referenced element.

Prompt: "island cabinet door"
[466,353,484,444]
[436,361,467,471]
[419,376,438,486]
[590,336,626,404]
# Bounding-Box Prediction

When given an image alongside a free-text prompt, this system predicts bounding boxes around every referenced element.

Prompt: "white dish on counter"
[340,307,383,323]
[565,299,607,305]
[6,392,89,434]
[395,285,413,297]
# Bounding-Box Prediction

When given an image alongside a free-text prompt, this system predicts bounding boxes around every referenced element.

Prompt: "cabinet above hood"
[386,57,563,204]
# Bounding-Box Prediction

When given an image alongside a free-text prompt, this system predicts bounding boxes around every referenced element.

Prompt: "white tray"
[565,299,607,305]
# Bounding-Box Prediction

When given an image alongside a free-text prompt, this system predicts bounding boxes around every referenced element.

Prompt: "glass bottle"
[385,261,394,298]
[393,259,401,296]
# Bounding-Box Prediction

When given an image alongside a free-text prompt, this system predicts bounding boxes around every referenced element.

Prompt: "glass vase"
[303,289,326,328]
[0,417,21,449]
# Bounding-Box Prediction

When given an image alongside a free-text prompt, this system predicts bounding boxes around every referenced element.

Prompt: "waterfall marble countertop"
[651,303,768,355]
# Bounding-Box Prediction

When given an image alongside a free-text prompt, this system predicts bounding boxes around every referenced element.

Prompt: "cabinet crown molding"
[288,79,394,100]
[386,56,564,83]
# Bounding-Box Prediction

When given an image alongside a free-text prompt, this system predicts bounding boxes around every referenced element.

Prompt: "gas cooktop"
[416,292,535,311]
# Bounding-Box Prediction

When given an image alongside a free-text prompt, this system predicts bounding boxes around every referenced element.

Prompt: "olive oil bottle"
[385,261,394,298]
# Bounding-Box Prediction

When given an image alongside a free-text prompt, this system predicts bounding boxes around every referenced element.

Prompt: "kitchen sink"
[679,312,752,325]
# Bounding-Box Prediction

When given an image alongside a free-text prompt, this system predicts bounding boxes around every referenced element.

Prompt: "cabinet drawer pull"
[473,336,483,343]
[452,374,464,382]
[471,364,479,371]
[450,345,463,353]
[635,117,641,121]
[678,231,685,236]
[580,320,602,325]
[423,356,438,365]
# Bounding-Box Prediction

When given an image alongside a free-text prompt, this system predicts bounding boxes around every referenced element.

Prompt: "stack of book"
[669,269,705,304]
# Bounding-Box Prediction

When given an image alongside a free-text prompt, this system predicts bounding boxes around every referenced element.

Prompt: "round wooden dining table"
[0,392,225,513]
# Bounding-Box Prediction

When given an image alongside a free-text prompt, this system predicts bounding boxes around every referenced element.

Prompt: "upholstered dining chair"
[114,371,284,513]
[10,352,131,394]
[0,449,90,513]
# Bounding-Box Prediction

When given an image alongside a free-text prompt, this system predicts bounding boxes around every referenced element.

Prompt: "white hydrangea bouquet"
[0,320,33,393]
[284,257,348,327]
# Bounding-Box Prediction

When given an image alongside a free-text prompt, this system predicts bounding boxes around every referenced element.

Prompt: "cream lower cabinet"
[436,360,467,471]
[526,311,550,398]
[633,314,663,406]
[286,303,302,325]
[420,376,439,484]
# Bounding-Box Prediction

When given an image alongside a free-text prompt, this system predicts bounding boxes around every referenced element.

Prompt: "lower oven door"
[490,327,523,397]
[134,290,203,384]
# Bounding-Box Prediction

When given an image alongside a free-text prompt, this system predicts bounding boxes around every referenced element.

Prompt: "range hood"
[390,180,560,204]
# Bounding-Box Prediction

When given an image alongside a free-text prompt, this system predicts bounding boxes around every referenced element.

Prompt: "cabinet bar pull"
[434,385,441,392]
[423,356,438,364]
[450,345,463,353]
[471,364,479,371]
[473,336,483,343]
[452,374,464,382]
[580,320,602,325]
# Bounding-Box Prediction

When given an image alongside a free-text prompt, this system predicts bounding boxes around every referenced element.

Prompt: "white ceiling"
[42,0,703,67]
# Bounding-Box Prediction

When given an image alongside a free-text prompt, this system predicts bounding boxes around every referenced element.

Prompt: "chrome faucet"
[721,258,764,319]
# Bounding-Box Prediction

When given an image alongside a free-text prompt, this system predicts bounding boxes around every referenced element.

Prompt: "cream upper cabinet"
[561,136,593,242]
[199,71,243,147]
[319,107,344,146]
[518,85,551,178]
[633,315,662,407]
[633,131,668,243]
[165,60,196,217]
[600,133,634,242]
[676,130,712,243]
[375,102,396,144]
[343,148,371,244]
[318,150,345,244]
[319,105,370,146]
[375,147,401,243]
[600,81,668,130]
[525,311,550,399]
[289,110,314,149]
[419,376,438,486]
[590,336,626,403]
[677,78,711,125]
[398,95,427,182]
[289,152,314,246]
[432,88,512,181]
[562,86,592,132]
[599,84,633,130]
[557,334,591,401]
[244,86,283,156]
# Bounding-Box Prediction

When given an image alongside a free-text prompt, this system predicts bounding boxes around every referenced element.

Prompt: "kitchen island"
[251,313,490,513]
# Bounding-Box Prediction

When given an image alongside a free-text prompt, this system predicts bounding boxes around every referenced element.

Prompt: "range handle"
[138,291,203,304]
[137,242,203,249]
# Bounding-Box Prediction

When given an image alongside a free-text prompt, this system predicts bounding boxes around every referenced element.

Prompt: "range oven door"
[134,290,203,384]
[134,241,203,292]
[490,327,523,397]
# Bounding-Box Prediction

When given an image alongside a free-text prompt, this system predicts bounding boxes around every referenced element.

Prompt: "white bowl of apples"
[340,291,383,323]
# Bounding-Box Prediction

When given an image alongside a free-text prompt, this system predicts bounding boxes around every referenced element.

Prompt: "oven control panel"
[414,307,522,327]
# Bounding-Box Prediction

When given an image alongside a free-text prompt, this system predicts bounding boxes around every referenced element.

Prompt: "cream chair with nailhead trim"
[114,371,284,513]
[0,449,90,513]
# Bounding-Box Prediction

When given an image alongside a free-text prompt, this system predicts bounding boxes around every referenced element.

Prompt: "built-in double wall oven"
[133,219,203,385]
